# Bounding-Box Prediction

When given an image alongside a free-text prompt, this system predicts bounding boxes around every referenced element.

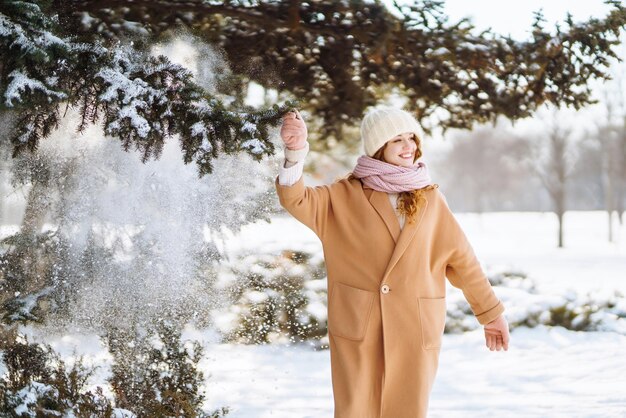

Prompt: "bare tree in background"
[590,53,626,243]
[606,75,626,225]
[619,123,626,224]
[524,107,578,248]
[440,120,533,213]
[594,94,624,243]
[609,46,626,225]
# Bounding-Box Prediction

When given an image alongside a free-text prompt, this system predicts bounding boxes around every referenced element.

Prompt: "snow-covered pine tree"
[221,249,328,347]
[0,336,116,415]
[0,0,294,176]
[105,320,230,417]
[0,1,286,340]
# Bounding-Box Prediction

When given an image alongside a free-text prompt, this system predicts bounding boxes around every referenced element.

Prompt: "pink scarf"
[352,155,432,193]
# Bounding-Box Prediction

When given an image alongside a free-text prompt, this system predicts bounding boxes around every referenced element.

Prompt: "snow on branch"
[4,70,67,107]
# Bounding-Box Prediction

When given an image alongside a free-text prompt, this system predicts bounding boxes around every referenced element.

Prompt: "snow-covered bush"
[105,320,229,418]
[446,269,626,334]
[0,230,67,327]
[0,325,231,417]
[0,336,117,416]
[0,226,129,338]
[217,250,328,347]
[218,248,626,345]
[511,290,626,332]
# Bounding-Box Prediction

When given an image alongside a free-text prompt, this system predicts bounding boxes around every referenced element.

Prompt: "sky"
[383,0,616,41]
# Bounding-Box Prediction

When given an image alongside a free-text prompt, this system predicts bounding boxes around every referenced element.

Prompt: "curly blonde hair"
[347,133,438,224]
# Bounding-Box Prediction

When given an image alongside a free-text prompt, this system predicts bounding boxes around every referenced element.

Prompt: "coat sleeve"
[438,191,505,325]
[274,175,331,240]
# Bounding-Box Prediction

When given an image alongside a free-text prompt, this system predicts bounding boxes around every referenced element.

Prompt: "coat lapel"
[364,187,429,282]
[365,188,401,244]
[381,198,428,283]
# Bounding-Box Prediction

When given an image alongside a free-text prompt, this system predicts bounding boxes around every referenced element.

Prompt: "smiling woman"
[275,106,509,418]
[379,133,418,167]
[369,130,427,224]
[352,108,434,226]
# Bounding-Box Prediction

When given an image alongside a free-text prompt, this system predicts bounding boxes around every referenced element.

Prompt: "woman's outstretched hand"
[281,109,308,150]
[484,315,510,351]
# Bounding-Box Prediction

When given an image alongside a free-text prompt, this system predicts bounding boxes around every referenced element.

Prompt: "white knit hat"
[360,107,425,156]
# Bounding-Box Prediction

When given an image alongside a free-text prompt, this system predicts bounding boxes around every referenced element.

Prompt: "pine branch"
[1,1,296,175]
[3,0,626,161]
[54,0,626,137]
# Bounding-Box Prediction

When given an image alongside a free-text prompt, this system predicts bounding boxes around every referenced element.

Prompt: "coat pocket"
[327,282,375,341]
[417,297,447,350]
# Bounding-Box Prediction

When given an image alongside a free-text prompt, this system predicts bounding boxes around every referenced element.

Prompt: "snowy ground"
[2,211,626,417]
[210,210,626,417]
[16,325,626,418]
[203,326,626,418]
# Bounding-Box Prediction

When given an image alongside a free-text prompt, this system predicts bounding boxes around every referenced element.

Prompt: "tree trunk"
[20,179,52,237]
[16,179,54,297]
[616,115,626,226]
[557,210,564,248]
[1,179,51,308]
[602,149,615,243]
[618,128,626,225]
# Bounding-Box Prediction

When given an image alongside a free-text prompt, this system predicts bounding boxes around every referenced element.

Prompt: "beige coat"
[275,176,504,418]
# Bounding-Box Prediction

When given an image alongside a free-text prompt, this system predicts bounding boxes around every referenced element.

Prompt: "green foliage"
[0,336,115,416]
[30,0,626,140]
[0,0,297,176]
[548,304,595,330]
[0,326,230,417]
[445,269,626,333]
[0,230,62,325]
[0,322,228,418]
[223,250,328,346]
[0,227,121,330]
[105,320,229,418]
[1,337,51,390]
[2,0,626,162]
[516,294,626,331]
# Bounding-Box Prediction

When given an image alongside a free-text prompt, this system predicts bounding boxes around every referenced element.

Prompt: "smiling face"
[381,132,419,167]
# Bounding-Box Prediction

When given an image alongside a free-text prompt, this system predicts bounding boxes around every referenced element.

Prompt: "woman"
[275,107,510,418]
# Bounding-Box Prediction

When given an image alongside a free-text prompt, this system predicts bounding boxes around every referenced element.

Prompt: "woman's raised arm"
[275,110,331,240]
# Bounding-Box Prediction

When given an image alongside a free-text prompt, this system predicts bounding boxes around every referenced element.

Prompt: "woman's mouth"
[399,152,413,159]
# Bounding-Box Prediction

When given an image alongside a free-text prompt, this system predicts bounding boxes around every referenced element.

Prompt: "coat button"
[381,284,390,294]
